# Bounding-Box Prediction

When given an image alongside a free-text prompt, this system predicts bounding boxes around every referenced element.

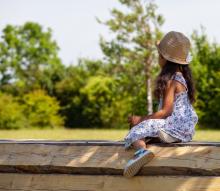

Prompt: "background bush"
[0,93,25,129]
[21,90,64,128]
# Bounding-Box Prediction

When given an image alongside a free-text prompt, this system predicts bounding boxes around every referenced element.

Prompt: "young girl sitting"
[123,31,198,178]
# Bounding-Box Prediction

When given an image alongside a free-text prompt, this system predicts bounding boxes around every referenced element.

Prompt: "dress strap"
[171,72,188,92]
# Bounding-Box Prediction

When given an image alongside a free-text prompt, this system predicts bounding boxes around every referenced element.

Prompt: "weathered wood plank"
[0,139,220,146]
[0,141,220,175]
[0,173,219,191]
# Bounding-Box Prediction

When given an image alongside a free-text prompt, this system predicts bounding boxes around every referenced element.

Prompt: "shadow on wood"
[0,139,219,190]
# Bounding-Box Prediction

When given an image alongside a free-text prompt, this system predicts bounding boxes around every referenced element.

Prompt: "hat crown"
[157,31,191,65]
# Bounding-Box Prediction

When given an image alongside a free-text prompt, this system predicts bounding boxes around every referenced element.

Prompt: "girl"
[123,31,198,178]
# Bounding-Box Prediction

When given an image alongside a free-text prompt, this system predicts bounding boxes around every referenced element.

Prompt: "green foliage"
[191,27,220,128]
[97,0,164,114]
[54,61,93,127]
[80,75,118,127]
[54,58,134,128]
[97,0,164,65]
[0,5,219,130]
[0,90,64,129]
[0,93,25,129]
[0,22,64,95]
[0,22,65,129]
[21,90,64,128]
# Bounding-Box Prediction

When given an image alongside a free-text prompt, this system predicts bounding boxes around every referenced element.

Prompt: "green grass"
[0,128,220,141]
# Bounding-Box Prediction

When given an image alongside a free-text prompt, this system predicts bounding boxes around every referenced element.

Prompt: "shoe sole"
[123,151,154,178]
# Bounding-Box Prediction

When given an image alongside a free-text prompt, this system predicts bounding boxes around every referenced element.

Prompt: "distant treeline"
[0,1,219,129]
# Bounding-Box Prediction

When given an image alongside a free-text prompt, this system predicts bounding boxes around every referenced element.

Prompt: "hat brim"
[156,43,189,65]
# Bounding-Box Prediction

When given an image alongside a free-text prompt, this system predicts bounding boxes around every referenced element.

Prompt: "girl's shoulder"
[171,72,188,90]
[171,71,183,78]
[171,72,186,83]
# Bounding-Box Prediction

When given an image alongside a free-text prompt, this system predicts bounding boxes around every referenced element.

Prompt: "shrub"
[0,93,25,129]
[22,89,64,128]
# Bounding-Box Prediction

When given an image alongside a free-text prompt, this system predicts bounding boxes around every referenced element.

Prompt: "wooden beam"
[0,141,220,176]
[0,173,219,191]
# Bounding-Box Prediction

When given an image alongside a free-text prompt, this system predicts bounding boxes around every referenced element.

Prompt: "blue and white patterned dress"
[124,72,198,149]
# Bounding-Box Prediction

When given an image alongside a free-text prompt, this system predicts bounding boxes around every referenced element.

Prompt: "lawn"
[0,128,220,141]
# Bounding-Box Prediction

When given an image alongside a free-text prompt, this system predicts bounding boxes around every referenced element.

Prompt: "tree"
[0,22,64,95]
[55,62,90,127]
[97,0,164,114]
[191,27,220,128]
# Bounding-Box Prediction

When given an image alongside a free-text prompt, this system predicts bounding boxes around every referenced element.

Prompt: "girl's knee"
[132,138,147,149]
[132,138,145,144]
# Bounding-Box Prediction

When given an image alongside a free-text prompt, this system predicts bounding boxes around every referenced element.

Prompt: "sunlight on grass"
[0,128,220,141]
[0,128,128,140]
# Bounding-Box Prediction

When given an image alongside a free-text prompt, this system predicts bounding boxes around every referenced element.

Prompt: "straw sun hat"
[156,31,192,65]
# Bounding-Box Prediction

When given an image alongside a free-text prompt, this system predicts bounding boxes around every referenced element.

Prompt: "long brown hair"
[154,60,196,103]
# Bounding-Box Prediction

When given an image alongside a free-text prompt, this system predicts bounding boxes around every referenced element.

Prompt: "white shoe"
[123,148,154,178]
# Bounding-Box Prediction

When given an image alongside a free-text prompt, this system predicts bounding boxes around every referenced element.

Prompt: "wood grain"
[0,173,219,191]
[0,140,220,175]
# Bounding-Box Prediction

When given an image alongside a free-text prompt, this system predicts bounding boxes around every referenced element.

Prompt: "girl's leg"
[132,138,147,150]
[125,119,166,150]
[124,137,154,178]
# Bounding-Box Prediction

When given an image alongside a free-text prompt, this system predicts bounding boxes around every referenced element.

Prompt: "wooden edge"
[1,165,220,176]
[0,139,220,146]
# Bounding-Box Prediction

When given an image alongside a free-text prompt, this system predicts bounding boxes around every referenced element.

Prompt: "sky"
[0,0,220,65]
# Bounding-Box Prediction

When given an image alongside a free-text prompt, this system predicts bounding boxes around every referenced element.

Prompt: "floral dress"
[124,72,198,149]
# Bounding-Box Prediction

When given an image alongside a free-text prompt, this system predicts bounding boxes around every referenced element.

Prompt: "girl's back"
[158,72,198,142]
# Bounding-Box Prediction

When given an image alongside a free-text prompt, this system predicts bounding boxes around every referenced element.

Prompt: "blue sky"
[0,0,219,65]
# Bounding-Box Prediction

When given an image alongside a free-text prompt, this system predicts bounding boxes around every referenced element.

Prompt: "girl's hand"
[127,115,142,127]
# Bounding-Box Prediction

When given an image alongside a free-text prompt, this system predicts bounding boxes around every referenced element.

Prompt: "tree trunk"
[144,57,153,114]
[147,77,153,114]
